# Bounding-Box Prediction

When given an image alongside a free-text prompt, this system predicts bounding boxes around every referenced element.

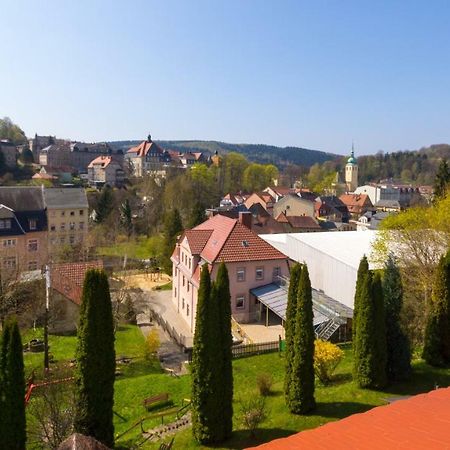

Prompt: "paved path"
[133,289,190,374]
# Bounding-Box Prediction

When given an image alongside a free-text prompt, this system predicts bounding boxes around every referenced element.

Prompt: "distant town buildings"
[0,140,17,168]
[87,156,125,188]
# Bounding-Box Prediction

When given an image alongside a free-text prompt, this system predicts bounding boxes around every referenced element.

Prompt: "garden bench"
[143,392,170,409]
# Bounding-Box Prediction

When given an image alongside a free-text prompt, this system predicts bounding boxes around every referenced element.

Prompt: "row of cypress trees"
[353,255,411,389]
[284,263,316,414]
[0,316,26,449]
[191,262,233,444]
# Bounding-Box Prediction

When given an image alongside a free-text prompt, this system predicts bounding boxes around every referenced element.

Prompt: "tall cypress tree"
[422,250,450,366]
[74,270,115,447]
[0,317,26,449]
[383,255,411,381]
[191,265,221,443]
[353,256,369,343]
[287,265,315,414]
[284,263,302,403]
[213,262,233,440]
[354,271,387,389]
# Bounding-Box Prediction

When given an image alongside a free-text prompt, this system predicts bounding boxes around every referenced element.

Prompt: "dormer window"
[0,219,12,230]
[242,240,249,247]
[29,219,37,230]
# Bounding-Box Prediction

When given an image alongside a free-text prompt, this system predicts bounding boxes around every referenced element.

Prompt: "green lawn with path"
[23,326,450,449]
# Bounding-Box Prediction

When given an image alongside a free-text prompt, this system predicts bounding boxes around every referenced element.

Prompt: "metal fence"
[149,307,187,350]
[231,340,280,359]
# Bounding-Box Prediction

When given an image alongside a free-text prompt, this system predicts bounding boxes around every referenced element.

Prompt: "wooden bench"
[159,438,174,450]
[143,393,170,410]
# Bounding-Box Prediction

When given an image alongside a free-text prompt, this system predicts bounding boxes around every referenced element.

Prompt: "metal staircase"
[315,319,341,341]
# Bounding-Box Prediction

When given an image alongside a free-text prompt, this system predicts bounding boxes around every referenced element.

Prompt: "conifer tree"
[191,265,221,443]
[95,185,114,223]
[284,263,302,402]
[0,317,26,449]
[433,159,450,201]
[422,250,450,366]
[213,261,233,440]
[189,201,206,228]
[74,270,115,447]
[383,255,411,380]
[163,208,183,273]
[354,271,387,389]
[287,265,316,414]
[119,199,133,237]
[353,256,369,343]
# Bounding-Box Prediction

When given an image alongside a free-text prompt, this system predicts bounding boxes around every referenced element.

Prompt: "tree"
[162,208,183,273]
[284,263,301,402]
[353,256,369,344]
[354,272,387,389]
[383,255,411,381]
[212,262,233,440]
[95,185,114,223]
[19,147,34,165]
[222,152,249,193]
[422,250,450,367]
[0,117,27,144]
[314,340,344,384]
[287,265,315,414]
[74,269,115,447]
[433,159,450,200]
[189,201,206,228]
[191,265,221,443]
[119,199,133,237]
[0,316,26,449]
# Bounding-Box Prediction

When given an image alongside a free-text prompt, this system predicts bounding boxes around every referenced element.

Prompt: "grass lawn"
[97,235,163,260]
[24,328,450,450]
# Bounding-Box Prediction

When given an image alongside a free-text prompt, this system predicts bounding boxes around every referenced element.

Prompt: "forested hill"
[108,139,339,168]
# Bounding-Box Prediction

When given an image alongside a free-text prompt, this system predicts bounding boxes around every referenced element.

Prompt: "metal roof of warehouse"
[250,283,353,325]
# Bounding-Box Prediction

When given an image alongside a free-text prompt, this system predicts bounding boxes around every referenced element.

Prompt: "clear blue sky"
[2,0,450,155]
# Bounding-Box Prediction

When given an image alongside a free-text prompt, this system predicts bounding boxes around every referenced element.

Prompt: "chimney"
[147,134,152,143]
[239,211,252,230]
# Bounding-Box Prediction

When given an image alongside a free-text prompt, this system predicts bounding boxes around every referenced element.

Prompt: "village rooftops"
[127,137,165,157]
[88,155,120,168]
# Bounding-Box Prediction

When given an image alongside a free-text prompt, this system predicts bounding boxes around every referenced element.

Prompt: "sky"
[2,0,450,155]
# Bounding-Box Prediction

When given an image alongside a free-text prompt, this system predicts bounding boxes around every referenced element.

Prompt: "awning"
[250,283,352,326]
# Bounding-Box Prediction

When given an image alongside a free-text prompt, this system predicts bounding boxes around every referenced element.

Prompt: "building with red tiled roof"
[244,192,275,213]
[249,388,450,450]
[50,261,103,332]
[87,155,125,188]
[339,193,373,219]
[171,213,289,330]
[125,135,171,177]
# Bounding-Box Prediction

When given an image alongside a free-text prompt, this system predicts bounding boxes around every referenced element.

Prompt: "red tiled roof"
[127,140,164,157]
[51,261,103,305]
[249,388,450,450]
[88,155,119,168]
[339,193,372,208]
[286,215,321,229]
[184,229,213,254]
[193,215,287,263]
[275,212,289,223]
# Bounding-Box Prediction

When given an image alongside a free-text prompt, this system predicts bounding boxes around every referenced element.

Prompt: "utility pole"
[44,264,50,373]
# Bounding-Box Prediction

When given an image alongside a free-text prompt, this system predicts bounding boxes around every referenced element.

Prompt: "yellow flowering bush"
[314,339,344,384]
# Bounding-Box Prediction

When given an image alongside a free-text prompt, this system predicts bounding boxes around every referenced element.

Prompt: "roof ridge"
[211,219,238,263]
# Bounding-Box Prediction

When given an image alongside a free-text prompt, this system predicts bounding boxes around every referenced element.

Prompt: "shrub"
[257,373,273,396]
[144,329,160,361]
[314,340,344,384]
[240,397,267,437]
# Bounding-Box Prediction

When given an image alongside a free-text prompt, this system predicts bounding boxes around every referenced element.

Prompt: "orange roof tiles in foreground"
[248,388,450,450]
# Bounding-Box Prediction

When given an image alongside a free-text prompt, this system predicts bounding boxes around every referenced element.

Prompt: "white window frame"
[28,239,38,252]
[237,267,246,282]
[236,295,245,309]
[256,267,264,280]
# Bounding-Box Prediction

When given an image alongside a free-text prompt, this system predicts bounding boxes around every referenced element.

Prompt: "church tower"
[345,145,358,192]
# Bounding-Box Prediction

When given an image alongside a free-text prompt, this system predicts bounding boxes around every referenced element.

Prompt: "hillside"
[108,139,339,168]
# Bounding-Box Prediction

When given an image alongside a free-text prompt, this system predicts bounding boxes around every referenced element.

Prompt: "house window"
[50,225,56,231]
[256,267,264,280]
[70,211,75,216]
[237,268,246,282]
[189,259,191,269]
[3,257,16,269]
[236,295,245,309]
[69,235,75,244]
[187,304,190,316]
[0,219,11,229]
[28,261,38,271]
[174,287,177,297]
[273,266,281,278]
[60,223,65,231]
[29,219,37,230]
[69,222,75,230]
[61,211,65,217]
[183,276,185,287]
[79,222,85,230]
[187,282,190,292]
[2,239,16,247]
[182,298,185,309]
[79,210,84,216]
[28,239,38,252]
